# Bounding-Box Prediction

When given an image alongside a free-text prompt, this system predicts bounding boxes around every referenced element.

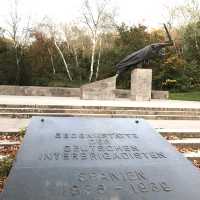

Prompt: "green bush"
[0,157,13,177]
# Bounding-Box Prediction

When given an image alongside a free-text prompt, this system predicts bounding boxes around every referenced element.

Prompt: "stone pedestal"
[81,76,116,100]
[131,68,152,101]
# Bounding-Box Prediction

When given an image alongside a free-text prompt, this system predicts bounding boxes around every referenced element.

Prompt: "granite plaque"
[2,117,200,200]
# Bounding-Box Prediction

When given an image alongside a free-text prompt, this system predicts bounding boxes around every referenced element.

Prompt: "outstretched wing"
[164,24,173,45]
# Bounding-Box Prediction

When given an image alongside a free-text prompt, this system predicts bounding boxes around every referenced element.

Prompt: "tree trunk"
[50,54,56,74]
[194,31,200,51]
[48,48,56,74]
[73,48,79,69]
[54,40,72,81]
[15,44,21,84]
[89,38,96,82]
[73,47,82,82]
[95,39,102,81]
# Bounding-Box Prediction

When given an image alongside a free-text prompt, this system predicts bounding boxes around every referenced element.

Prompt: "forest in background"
[1,0,200,92]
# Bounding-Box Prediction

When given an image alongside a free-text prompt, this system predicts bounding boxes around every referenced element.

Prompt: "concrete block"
[131,68,152,101]
[81,76,116,100]
[114,89,130,98]
[152,90,169,99]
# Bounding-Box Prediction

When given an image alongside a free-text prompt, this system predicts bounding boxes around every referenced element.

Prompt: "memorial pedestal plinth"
[131,68,152,101]
[80,76,116,100]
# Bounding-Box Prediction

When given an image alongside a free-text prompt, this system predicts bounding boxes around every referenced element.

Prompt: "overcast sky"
[0,0,184,28]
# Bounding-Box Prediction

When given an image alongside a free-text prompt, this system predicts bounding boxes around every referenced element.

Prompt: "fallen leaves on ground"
[164,135,180,140]
[0,135,20,142]
[0,145,20,157]
[176,146,199,153]
[193,160,200,168]
[0,177,6,192]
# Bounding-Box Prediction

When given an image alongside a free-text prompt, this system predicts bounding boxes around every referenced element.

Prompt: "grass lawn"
[170,91,200,101]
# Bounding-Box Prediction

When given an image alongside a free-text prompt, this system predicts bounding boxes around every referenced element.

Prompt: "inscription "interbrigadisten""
[39,151,167,161]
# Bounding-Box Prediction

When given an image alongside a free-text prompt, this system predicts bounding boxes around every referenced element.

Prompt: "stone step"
[169,139,200,148]
[0,131,19,135]
[0,141,20,146]
[0,122,200,135]
[1,104,200,112]
[0,112,200,120]
[1,107,200,116]
[158,129,200,138]
[0,118,29,134]
[184,152,200,161]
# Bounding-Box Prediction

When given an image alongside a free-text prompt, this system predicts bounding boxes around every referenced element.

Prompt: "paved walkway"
[0,118,200,133]
[0,118,29,132]
[0,95,200,109]
[149,120,200,130]
[0,95,200,132]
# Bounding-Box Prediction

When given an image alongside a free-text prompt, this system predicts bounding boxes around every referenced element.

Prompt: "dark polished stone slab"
[2,117,200,200]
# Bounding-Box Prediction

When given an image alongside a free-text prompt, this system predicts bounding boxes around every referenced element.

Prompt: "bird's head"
[151,43,165,58]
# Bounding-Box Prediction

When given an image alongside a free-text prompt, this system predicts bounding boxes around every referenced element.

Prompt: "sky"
[0,0,184,28]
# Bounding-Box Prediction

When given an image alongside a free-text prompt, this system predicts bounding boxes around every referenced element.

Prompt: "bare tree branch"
[81,0,115,82]
[38,21,73,81]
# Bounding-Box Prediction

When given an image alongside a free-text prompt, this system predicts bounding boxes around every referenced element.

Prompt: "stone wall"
[80,76,116,100]
[0,85,169,100]
[0,85,80,97]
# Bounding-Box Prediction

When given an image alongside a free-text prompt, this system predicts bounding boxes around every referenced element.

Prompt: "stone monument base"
[131,68,152,101]
[80,76,116,100]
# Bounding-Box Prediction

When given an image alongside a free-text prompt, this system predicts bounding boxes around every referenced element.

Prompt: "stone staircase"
[0,104,200,120]
[161,132,200,162]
